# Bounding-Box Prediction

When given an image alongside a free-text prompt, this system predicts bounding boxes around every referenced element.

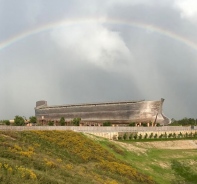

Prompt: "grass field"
[1,130,197,184]
[98,138,197,184]
[0,130,155,184]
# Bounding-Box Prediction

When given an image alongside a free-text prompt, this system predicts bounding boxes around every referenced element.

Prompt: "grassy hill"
[0,130,154,184]
[101,139,197,184]
[1,130,197,184]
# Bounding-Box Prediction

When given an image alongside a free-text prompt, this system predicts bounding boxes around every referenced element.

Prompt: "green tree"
[72,118,81,126]
[123,133,127,140]
[189,132,193,137]
[156,123,160,127]
[118,136,122,140]
[103,121,111,126]
[48,121,54,126]
[170,117,196,126]
[59,117,66,126]
[129,133,133,140]
[3,120,10,125]
[129,122,135,126]
[178,132,183,138]
[149,133,153,139]
[134,134,138,139]
[185,132,188,138]
[141,122,147,127]
[29,116,37,124]
[14,116,25,126]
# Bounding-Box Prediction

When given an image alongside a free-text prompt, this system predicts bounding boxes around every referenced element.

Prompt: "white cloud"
[174,0,197,21]
[50,24,132,70]
[106,0,172,7]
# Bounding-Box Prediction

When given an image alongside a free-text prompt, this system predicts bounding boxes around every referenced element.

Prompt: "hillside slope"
[103,139,197,184]
[0,130,154,184]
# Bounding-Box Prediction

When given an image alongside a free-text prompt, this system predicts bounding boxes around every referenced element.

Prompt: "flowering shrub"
[8,144,35,158]
[0,162,37,180]
[0,130,156,184]
[17,166,37,179]
[44,158,57,168]
[31,130,116,163]
[98,161,155,184]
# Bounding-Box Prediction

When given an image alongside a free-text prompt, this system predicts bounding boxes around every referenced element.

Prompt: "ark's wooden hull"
[35,99,170,126]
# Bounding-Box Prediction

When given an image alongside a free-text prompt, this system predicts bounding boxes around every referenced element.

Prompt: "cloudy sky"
[1,0,197,120]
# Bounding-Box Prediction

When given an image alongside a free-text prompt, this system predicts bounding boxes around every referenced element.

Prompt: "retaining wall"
[0,126,196,132]
[0,126,196,140]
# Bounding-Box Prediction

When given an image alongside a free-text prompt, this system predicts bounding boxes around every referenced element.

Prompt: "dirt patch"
[1,134,16,140]
[114,140,197,152]
[134,140,197,149]
[84,133,107,141]
[158,161,170,169]
[112,141,147,155]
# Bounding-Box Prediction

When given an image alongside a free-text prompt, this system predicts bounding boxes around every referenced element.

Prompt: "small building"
[35,98,170,126]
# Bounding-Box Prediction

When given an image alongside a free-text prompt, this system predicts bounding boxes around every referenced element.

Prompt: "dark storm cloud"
[0,0,197,120]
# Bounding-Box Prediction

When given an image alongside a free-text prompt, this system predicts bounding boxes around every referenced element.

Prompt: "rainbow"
[0,17,197,51]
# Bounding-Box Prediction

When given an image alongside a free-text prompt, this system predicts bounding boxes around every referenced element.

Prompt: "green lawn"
[98,138,197,184]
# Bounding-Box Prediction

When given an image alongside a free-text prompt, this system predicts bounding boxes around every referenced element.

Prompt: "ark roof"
[36,99,146,109]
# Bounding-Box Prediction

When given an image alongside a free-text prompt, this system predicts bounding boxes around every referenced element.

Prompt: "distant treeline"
[170,118,197,126]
